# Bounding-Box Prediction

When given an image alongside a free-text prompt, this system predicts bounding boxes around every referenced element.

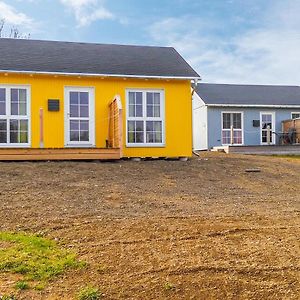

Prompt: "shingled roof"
[195,83,300,107]
[0,38,200,79]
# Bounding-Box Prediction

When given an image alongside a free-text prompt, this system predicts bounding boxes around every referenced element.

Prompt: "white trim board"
[0,69,201,81]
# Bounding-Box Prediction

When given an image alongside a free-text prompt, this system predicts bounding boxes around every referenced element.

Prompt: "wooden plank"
[0,148,121,161]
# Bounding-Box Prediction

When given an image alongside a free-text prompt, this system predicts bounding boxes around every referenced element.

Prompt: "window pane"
[70,104,79,117]
[136,104,143,117]
[233,131,242,144]
[80,120,89,131]
[80,92,89,105]
[70,92,79,105]
[80,131,89,141]
[153,106,160,117]
[80,105,89,118]
[136,132,144,143]
[136,121,144,131]
[0,120,7,143]
[0,89,6,115]
[19,103,26,115]
[128,132,135,143]
[292,113,300,119]
[11,89,18,102]
[233,113,241,129]
[128,121,135,131]
[70,131,79,141]
[129,104,135,117]
[146,121,162,143]
[154,93,160,105]
[147,105,153,117]
[223,113,231,129]
[222,130,231,144]
[128,92,135,105]
[9,120,28,143]
[136,92,142,105]
[10,89,27,116]
[146,93,153,105]
[70,120,79,131]
[20,120,28,131]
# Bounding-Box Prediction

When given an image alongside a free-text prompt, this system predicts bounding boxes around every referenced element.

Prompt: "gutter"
[206,104,300,109]
[0,69,201,81]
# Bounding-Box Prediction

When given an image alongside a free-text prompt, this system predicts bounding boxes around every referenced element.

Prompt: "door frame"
[64,86,95,147]
[260,111,275,145]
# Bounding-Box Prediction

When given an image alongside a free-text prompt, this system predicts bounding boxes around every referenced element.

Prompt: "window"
[0,86,30,146]
[291,112,300,119]
[127,90,164,146]
[222,112,243,145]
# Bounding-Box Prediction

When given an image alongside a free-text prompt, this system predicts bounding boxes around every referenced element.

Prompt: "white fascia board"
[0,69,201,81]
[206,103,300,109]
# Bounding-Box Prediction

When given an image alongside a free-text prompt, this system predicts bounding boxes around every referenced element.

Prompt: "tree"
[0,19,30,39]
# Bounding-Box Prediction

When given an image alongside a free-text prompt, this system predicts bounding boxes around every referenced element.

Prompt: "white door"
[64,87,95,147]
[260,112,275,145]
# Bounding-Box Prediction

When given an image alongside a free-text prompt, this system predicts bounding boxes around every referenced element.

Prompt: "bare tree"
[0,19,30,39]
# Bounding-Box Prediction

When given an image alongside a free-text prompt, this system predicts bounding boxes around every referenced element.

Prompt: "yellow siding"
[0,73,192,157]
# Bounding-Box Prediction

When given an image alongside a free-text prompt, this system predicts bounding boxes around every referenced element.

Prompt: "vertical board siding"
[0,74,192,157]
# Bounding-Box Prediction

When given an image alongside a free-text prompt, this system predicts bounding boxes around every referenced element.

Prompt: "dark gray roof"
[0,38,200,79]
[196,83,300,106]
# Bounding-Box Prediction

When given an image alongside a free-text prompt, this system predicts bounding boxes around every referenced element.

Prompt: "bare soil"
[0,153,299,299]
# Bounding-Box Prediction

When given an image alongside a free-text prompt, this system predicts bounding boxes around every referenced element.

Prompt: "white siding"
[192,92,208,150]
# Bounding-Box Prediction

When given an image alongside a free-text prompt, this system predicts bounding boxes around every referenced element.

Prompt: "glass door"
[261,112,275,145]
[64,87,95,147]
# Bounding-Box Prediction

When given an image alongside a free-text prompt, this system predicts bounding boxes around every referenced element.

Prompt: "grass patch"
[0,231,85,285]
[77,286,102,300]
[15,281,29,290]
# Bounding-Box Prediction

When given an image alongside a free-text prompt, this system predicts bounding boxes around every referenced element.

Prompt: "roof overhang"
[0,69,201,81]
[206,103,300,109]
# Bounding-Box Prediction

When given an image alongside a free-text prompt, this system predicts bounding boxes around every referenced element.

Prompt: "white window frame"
[64,86,95,147]
[0,84,31,148]
[291,112,300,119]
[126,89,165,147]
[260,111,275,145]
[221,111,244,146]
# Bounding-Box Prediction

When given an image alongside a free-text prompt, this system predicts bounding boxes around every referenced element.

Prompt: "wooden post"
[267,125,271,145]
[39,108,44,148]
[230,125,234,145]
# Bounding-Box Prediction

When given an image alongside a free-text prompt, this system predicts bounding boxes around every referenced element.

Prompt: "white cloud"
[149,1,300,85]
[0,1,34,27]
[60,0,114,27]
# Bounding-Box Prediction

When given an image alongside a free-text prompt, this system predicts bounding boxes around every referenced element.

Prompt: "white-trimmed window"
[291,112,300,119]
[0,86,30,146]
[126,90,164,147]
[222,112,243,145]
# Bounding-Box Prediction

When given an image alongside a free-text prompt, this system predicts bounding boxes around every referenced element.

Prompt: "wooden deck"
[0,148,121,161]
[212,145,300,155]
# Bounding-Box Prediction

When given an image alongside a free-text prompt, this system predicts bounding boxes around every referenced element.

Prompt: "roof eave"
[206,103,300,108]
[0,69,201,81]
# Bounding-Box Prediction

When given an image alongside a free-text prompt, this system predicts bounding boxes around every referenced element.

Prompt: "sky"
[1,0,300,85]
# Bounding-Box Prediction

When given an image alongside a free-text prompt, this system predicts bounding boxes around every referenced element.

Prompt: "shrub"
[15,281,29,290]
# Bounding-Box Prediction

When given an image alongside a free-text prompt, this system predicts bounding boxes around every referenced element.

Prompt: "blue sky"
[1,0,300,85]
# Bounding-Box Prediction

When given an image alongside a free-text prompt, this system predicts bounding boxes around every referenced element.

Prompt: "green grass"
[0,232,85,284]
[77,286,102,300]
[15,281,29,290]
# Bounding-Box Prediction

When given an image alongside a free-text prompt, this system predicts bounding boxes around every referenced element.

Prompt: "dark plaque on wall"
[48,99,60,111]
[253,120,260,127]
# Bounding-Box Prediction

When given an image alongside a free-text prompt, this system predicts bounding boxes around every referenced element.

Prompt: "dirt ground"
[0,152,299,299]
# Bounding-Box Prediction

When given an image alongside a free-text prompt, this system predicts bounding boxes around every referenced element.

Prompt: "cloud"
[60,0,114,27]
[0,1,34,27]
[149,1,300,85]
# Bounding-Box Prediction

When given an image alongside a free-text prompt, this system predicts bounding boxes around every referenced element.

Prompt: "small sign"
[253,120,260,127]
[48,99,60,111]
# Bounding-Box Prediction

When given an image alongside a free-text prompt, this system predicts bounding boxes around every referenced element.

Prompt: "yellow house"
[0,39,200,160]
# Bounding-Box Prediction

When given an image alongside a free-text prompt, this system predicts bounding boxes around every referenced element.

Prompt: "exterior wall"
[192,92,208,150]
[207,106,296,149]
[0,73,192,157]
